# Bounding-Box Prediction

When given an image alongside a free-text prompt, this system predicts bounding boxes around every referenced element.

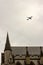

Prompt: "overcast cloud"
[0,0,43,63]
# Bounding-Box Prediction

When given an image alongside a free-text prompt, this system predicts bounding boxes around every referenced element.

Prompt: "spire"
[4,32,12,51]
[40,47,43,56]
[26,47,29,56]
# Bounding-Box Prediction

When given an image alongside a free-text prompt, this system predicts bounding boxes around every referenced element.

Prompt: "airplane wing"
[27,19,29,20]
[26,16,33,20]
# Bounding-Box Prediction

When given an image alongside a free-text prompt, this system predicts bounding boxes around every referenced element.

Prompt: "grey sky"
[0,0,43,63]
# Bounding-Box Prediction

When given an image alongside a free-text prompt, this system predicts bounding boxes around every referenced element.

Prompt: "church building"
[1,33,43,65]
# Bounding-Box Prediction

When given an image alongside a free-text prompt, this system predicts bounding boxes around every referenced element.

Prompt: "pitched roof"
[11,47,41,56]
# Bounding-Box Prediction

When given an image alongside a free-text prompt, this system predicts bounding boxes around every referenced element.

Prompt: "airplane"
[26,16,33,20]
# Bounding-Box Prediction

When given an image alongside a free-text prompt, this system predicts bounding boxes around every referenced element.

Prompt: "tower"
[4,33,13,65]
[25,47,30,65]
[1,33,14,65]
[40,47,43,65]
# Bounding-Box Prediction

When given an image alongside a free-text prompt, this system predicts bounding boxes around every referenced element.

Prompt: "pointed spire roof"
[26,47,30,57]
[4,33,12,51]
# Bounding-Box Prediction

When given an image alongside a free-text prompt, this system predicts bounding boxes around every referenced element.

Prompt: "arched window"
[37,60,40,65]
[30,61,35,65]
[16,61,22,65]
